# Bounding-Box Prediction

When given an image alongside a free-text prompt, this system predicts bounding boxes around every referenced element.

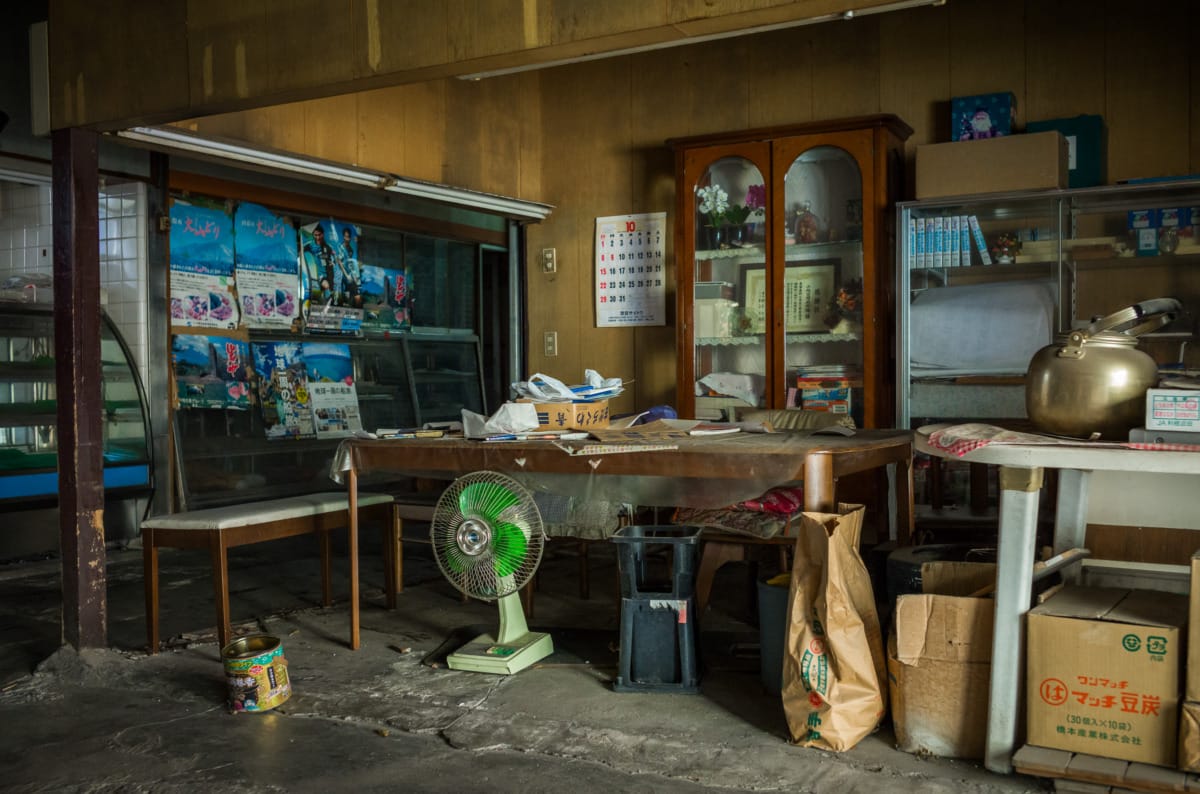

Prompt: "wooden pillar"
[52,127,106,649]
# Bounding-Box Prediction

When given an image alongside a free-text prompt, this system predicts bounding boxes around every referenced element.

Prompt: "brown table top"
[334,428,912,509]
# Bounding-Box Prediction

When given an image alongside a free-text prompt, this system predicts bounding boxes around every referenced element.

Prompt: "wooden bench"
[142,491,398,653]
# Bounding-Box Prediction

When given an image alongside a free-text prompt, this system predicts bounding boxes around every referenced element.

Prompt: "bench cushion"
[141,491,393,531]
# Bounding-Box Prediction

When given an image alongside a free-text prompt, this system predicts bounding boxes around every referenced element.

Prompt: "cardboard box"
[888,561,994,759]
[1027,115,1106,188]
[915,132,1069,199]
[1026,586,1188,767]
[1180,701,1200,772]
[1146,389,1200,433]
[951,92,1017,140]
[519,399,610,431]
[1189,552,1200,701]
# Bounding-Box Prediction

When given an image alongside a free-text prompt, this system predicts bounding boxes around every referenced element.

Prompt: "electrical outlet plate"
[541,248,556,274]
[543,331,557,357]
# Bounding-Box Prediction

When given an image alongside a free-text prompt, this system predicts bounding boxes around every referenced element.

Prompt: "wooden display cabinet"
[668,115,911,427]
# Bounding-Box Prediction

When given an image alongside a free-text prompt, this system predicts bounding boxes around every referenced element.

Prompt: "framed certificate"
[740,260,838,333]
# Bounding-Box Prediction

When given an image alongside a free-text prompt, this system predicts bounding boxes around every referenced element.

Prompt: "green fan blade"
[491,522,528,578]
[459,481,520,519]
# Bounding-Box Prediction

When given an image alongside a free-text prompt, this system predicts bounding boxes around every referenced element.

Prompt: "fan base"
[446,631,553,675]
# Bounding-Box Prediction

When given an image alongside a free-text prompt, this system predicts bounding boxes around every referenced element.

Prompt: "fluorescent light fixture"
[456,0,946,81]
[117,126,390,189]
[112,125,554,221]
[385,177,553,221]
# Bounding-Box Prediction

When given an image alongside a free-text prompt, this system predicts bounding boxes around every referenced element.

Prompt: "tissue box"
[518,399,610,431]
[951,92,1016,140]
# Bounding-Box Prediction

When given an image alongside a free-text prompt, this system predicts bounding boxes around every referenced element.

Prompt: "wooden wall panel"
[1104,0,1191,182]
[878,5,948,148]
[747,28,816,129]
[1086,524,1200,566]
[370,1,450,71]
[947,0,1025,114]
[629,49,697,407]
[1190,1,1200,174]
[1023,0,1105,123]
[810,16,880,120]
[50,0,191,129]
[301,94,361,167]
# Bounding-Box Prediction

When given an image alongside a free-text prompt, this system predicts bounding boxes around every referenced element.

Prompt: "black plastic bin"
[611,525,703,693]
[611,525,702,598]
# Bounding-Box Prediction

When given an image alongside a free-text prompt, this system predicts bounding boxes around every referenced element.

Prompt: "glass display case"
[668,116,911,427]
[0,301,151,505]
[896,179,1200,432]
[174,330,485,509]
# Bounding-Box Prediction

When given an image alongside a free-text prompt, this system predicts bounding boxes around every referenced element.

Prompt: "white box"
[694,298,737,339]
[1146,388,1200,432]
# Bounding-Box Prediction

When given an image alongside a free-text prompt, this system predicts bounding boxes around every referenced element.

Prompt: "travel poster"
[234,202,299,330]
[171,334,252,409]
[360,264,412,333]
[299,219,364,335]
[301,342,363,437]
[252,341,315,439]
[169,202,238,330]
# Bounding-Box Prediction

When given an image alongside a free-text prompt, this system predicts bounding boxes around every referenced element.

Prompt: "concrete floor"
[0,529,1046,793]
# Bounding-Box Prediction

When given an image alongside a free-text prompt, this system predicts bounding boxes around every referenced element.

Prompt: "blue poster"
[234,202,299,330]
[252,342,315,439]
[301,342,362,437]
[361,264,412,333]
[169,202,238,330]
[171,334,252,409]
[300,219,364,335]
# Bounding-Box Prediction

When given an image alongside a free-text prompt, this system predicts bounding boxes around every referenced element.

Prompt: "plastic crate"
[611,525,702,599]
[613,596,699,693]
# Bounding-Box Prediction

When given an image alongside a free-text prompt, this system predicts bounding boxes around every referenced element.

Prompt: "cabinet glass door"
[780,144,866,425]
[692,155,768,418]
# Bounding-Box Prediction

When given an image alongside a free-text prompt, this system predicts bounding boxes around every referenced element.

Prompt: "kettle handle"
[1085,298,1183,337]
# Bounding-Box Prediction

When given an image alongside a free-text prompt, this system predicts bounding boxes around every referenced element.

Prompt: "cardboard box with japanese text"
[519,399,610,432]
[1026,586,1187,767]
[887,561,994,759]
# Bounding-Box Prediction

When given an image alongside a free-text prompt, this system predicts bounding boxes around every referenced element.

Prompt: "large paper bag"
[781,504,887,751]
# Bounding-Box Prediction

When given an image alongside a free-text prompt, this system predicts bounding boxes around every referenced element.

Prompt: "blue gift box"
[951,92,1016,141]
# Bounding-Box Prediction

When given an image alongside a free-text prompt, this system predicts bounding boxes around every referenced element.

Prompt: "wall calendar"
[595,212,666,327]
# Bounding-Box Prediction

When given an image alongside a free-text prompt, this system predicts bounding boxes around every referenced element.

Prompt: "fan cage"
[430,471,545,601]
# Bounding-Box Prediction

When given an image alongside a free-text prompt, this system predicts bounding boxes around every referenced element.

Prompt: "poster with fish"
[234,202,299,330]
[251,341,315,439]
[301,342,362,437]
[360,264,412,333]
[299,219,363,335]
[171,334,252,409]
[169,202,238,330]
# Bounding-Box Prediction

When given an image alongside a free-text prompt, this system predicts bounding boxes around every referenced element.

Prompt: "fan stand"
[446,592,554,675]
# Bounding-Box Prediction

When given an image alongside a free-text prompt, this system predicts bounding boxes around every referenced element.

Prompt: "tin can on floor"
[222,634,291,712]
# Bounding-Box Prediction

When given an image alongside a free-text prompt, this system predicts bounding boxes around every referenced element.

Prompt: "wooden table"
[334,429,915,641]
[915,424,1200,774]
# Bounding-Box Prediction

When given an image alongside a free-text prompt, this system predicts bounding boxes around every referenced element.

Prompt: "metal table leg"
[1053,469,1090,585]
[985,464,1043,774]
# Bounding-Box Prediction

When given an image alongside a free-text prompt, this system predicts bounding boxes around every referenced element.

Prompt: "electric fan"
[430,471,553,674]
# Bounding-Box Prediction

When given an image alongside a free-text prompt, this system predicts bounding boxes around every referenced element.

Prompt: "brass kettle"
[1025,298,1182,440]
